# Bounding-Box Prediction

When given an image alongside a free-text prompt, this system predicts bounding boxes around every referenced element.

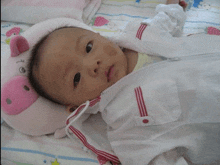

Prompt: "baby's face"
[33,28,128,106]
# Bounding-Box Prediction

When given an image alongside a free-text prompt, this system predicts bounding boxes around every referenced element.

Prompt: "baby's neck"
[123,49,138,74]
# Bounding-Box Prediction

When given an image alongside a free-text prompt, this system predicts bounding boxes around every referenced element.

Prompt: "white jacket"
[65,4,220,165]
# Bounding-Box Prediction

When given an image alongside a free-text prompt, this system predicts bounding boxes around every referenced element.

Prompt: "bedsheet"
[1,0,101,25]
[1,0,220,165]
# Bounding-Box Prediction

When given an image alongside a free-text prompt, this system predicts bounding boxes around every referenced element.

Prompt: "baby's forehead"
[45,27,97,48]
[47,27,78,41]
[49,27,95,39]
[37,27,99,60]
[40,28,78,51]
[43,27,93,48]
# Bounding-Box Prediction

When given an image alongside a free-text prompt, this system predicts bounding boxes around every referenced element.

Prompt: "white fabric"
[1,0,101,24]
[66,4,220,165]
[100,53,220,165]
[2,2,220,165]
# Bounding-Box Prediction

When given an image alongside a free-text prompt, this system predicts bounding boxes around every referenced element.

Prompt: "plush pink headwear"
[1,17,96,138]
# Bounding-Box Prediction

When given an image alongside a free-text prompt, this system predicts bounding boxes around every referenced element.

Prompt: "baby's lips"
[105,71,108,77]
[108,66,114,79]
[105,70,110,82]
[105,65,114,82]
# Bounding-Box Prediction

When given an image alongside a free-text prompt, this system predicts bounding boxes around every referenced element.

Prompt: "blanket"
[1,0,101,24]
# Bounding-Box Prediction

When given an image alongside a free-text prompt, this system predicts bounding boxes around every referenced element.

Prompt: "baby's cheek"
[103,45,117,57]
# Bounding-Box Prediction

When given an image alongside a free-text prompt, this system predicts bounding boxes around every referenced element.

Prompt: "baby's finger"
[179,0,188,10]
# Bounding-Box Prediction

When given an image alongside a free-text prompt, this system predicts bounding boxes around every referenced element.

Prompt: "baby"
[28,26,136,107]
[28,0,187,110]
[3,2,219,165]
[27,3,220,165]
[28,26,166,109]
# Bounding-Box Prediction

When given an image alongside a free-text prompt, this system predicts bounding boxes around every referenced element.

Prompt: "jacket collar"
[99,67,146,111]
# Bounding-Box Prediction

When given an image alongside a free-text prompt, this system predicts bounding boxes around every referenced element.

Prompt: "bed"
[1,0,220,165]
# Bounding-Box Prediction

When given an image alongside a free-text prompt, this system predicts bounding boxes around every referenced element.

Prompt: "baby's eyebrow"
[75,35,86,50]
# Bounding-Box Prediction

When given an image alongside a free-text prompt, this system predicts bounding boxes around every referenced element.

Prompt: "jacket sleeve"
[110,4,187,58]
[141,4,186,37]
[120,4,186,40]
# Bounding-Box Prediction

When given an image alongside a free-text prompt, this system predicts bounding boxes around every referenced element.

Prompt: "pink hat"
[1,18,96,138]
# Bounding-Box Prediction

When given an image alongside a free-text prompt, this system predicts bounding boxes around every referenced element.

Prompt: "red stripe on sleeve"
[136,24,147,40]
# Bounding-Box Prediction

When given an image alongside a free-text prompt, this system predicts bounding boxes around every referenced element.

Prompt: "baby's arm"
[110,3,187,56]
[120,3,187,41]
[141,3,187,37]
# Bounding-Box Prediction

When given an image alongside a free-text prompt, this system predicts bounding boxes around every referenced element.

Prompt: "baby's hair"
[28,26,75,105]
[28,34,62,104]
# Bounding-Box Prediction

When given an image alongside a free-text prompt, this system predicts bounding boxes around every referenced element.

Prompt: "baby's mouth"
[105,65,114,82]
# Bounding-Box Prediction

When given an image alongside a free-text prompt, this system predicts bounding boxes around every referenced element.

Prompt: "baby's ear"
[10,35,29,57]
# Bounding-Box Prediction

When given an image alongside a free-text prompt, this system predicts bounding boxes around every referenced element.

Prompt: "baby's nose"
[86,60,101,77]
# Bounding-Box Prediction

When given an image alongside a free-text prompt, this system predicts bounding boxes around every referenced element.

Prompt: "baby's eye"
[73,72,81,88]
[86,42,93,53]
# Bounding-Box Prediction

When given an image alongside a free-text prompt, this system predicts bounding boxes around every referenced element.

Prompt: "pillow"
[1,0,101,24]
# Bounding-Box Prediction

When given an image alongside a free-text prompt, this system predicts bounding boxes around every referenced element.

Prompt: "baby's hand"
[179,0,187,10]
[166,0,187,11]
